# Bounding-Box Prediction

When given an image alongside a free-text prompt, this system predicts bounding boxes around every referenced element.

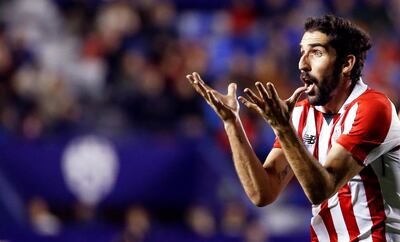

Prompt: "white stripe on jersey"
[285,80,400,240]
[312,204,321,217]
[292,106,304,133]
[311,214,330,242]
[349,180,374,241]
[327,194,351,241]
[343,103,358,135]
[318,118,332,165]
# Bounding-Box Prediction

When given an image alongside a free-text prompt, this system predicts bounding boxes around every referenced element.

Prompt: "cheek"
[310,65,326,80]
[312,60,334,78]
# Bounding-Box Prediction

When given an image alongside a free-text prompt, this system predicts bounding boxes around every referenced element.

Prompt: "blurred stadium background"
[0,0,399,241]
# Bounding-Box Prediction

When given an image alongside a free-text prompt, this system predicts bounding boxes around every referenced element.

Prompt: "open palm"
[239,82,306,130]
[186,72,239,122]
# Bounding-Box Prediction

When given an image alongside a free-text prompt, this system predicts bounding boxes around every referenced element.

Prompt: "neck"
[321,78,353,114]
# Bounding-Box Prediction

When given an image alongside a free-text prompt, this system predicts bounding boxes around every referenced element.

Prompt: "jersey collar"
[314,78,368,114]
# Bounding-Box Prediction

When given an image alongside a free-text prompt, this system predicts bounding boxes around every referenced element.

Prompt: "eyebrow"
[300,43,329,50]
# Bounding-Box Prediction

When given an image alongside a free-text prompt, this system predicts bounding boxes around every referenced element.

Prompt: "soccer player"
[187,15,400,241]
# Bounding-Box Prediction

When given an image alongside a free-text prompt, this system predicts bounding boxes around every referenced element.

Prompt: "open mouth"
[300,73,316,94]
[304,82,315,94]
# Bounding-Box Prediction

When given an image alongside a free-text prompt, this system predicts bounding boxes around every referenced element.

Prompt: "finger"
[193,72,206,86]
[186,74,211,102]
[266,82,281,102]
[207,90,223,109]
[255,82,271,100]
[238,96,262,112]
[186,74,201,87]
[193,72,215,93]
[244,88,263,106]
[186,74,195,86]
[197,81,214,101]
[289,86,307,103]
[227,83,237,98]
[186,74,201,92]
[286,86,306,110]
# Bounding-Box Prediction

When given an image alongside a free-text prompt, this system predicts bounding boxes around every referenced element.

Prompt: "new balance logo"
[303,134,316,145]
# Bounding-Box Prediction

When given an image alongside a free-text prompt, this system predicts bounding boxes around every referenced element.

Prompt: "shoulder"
[347,88,392,117]
[336,88,398,164]
[355,88,391,107]
[342,88,393,137]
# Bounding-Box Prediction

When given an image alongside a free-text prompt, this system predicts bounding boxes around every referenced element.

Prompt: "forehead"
[300,31,330,48]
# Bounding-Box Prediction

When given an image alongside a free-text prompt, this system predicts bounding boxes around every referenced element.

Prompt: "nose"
[298,54,311,72]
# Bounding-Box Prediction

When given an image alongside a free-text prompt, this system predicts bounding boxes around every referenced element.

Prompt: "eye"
[312,49,323,57]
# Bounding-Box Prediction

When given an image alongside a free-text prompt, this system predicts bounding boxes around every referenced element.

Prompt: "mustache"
[300,72,318,84]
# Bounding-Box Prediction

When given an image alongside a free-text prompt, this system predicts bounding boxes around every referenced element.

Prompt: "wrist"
[223,116,241,129]
[274,122,295,137]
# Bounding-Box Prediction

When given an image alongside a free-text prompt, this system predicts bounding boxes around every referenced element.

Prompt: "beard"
[300,67,341,106]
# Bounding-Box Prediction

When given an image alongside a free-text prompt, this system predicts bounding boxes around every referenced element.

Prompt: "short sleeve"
[336,94,392,165]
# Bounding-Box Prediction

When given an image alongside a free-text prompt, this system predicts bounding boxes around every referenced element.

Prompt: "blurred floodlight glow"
[61,135,119,205]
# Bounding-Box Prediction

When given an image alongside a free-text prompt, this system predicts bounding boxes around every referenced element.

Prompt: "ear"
[342,55,356,76]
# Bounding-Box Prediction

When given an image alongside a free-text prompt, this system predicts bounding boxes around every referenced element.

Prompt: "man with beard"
[187,15,400,241]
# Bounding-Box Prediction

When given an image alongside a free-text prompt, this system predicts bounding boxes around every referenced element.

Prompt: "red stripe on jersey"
[311,225,319,242]
[319,201,338,242]
[313,110,324,159]
[338,184,361,241]
[360,166,386,242]
[335,109,361,241]
[313,109,338,242]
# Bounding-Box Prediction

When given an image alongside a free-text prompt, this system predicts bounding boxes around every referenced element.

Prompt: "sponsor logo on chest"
[303,133,316,145]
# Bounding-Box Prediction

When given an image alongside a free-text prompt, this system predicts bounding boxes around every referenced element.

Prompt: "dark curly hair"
[304,15,372,85]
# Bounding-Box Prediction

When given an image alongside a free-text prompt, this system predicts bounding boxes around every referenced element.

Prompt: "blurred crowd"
[25,196,270,242]
[0,0,399,143]
[0,0,400,241]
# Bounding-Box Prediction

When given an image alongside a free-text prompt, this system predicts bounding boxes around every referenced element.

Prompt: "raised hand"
[238,82,306,130]
[186,72,239,122]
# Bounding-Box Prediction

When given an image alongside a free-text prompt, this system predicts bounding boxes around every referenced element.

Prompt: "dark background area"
[0,0,399,241]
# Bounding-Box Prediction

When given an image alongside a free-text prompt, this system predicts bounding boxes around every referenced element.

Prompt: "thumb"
[227,83,237,98]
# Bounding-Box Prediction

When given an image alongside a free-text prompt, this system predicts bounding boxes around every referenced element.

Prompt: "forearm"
[275,124,335,204]
[224,118,276,206]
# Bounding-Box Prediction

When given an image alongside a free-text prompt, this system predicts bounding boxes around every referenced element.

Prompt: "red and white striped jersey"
[274,79,400,241]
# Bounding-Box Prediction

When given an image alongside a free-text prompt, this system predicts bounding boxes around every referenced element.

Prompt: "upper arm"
[336,93,393,164]
[322,94,392,196]
[262,148,294,201]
